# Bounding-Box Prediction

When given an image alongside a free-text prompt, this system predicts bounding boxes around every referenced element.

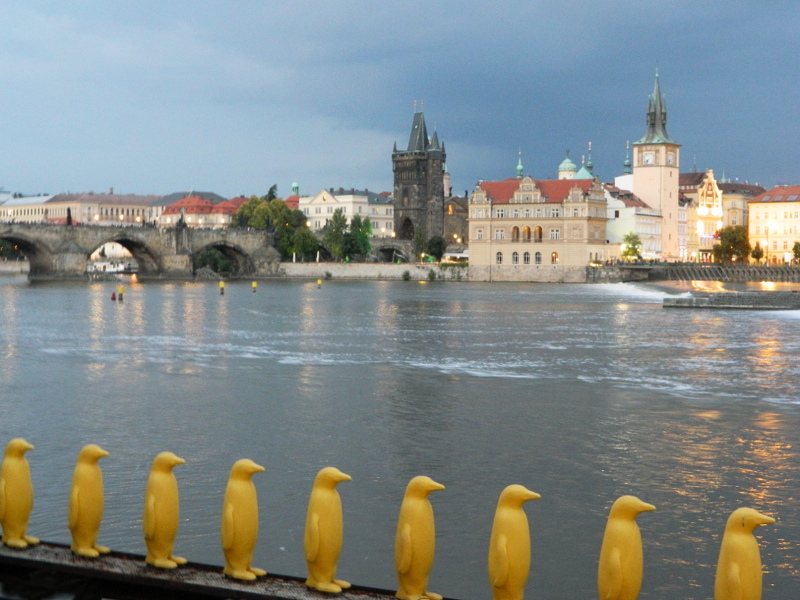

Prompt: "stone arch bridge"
[0,223,279,280]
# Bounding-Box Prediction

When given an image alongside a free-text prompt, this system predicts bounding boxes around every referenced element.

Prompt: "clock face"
[667,152,675,166]
[642,152,655,165]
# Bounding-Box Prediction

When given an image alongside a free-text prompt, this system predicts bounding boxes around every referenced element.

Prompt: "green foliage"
[323,208,348,260]
[427,269,436,281]
[341,232,361,261]
[712,226,751,263]
[350,215,373,258]
[292,227,319,261]
[324,271,332,280]
[621,232,642,260]
[793,242,800,262]
[402,270,411,281]
[193,247,232,274]
[233,195,271,229]
[751,242,764,263]
[426,236,447,261]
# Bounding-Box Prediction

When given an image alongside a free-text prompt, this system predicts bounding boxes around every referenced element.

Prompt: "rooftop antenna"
[413,100,417,112]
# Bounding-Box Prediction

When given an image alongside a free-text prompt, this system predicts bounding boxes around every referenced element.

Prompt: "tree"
[426,236,447,261]
[341,232,361,261]
[350,215,373,259]
[292,227,319,261]
[793,242,800,264]
[323,208,348,260]
[712,226,751,263]
[192,247,232,274]
[751,241,764,264]
[621,232,642,261]
[233,196,270,229]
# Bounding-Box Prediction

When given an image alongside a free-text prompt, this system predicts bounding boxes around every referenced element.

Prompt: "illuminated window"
[551,252,559,264]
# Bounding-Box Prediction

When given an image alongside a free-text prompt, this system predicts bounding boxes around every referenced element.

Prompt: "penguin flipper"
[68,486,80,530]
[396,524,412,575]
[143,494,156,540]
[726,562,743,600]
[0,478,5,520]
[603,547,623,600]
[489,534,509,587]
[305,512,319,562]
[221,503,235,551]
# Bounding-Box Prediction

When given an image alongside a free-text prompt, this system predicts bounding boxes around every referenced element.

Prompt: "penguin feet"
[3,537,28,549]
[225,568,257,581]
[249,566,267,577]
[334,579,351,590]
[171,555,188,565]
[23,535,39,545]
[424,592,442,600]
[95,545,111,555]
[148,557,179,569]
[72,546,100,558]
[309,581,343,593]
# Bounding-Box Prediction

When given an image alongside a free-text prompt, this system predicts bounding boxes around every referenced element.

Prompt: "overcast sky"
[1,1,797,199]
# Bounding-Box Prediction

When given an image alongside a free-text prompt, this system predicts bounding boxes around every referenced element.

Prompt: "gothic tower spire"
[635,69,675,144]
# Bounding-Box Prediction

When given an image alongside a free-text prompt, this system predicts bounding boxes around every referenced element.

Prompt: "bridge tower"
[392,108,446,245]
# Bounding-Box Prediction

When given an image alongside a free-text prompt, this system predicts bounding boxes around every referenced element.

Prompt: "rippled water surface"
[1,276,799,599]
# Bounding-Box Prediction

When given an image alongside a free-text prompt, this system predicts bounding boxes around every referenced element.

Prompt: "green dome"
[558,153,577,172]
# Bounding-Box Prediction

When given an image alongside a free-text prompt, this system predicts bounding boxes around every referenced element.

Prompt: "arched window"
[523,252,530,265]
[551,252,559,264]
[523,226,531,241]
[534,226,543,241]
[496,252,503,264]
[535,252,541,264]
[511,226,520,241]
[512,252,519,264]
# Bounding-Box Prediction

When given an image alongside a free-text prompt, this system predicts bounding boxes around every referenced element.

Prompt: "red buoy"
[111,292,116,301]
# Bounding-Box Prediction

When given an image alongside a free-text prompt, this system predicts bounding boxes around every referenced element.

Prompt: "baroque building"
[748,185,800,264]
[392,110,445,242]
[468,173,608,282]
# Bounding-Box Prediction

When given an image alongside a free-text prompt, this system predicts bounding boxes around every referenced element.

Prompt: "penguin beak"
[23,440,35,451]
[252,463,266,474]
[173,456,186,466]
[338,472,352,482]
[525,490,542,501]
[639,502,656,513]
[756,512,776,526]
[430,481,445,492]
[98,448,110,458]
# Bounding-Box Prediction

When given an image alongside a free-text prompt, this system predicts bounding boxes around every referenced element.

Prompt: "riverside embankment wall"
[279,262,467,281]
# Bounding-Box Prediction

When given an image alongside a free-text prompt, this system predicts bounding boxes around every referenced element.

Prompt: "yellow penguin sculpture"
[714,507,775,600]
[221,459,266,581]
[488,484,541,600]
[0,438,39,548]
[68,444,110,557]
[143,451,186,568]
[394,475,445,600]
[304,466,352,593]
[597,495,656,600]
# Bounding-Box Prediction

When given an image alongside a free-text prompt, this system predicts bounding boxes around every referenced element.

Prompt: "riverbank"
[278,261,467,280]
[0,260,28,274]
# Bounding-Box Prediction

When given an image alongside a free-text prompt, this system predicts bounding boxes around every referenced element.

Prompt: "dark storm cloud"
[0,1,796,197]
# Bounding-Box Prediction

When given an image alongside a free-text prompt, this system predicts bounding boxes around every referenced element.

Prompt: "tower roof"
[634,70,677,145]
[407,112,429,152]
[558,151,577,173]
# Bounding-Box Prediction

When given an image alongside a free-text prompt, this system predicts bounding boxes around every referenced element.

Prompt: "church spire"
[623,140,632,174]
[634,69,676,145]
[516,149,524,178]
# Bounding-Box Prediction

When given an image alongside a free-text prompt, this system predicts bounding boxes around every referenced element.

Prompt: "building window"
[512,226,520,241]
[551,252,559,264]
[496,252,503,264]
[495,229,505,240]
[550,229,560,240]
[552,208,560,217]
[513,209,519,217]
[496,209,505,218]
[523,252,530,265]
[614,210,620,218]
[535,252,541,264]
[512,252,519,264]
[476,229,483,240]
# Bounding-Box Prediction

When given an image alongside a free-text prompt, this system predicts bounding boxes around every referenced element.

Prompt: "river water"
[0,275,798,600]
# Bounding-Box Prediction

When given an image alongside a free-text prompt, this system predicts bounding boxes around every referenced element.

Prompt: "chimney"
[109,187,114,195]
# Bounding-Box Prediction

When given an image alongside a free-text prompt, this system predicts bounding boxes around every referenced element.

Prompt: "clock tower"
[632,71,681,259]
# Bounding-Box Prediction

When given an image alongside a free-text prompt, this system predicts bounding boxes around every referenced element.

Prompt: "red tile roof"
[284,194,300,210]
[162,195,215,215]
[211,198,248,214]
[750,185,800,204]
[479,178,594,204]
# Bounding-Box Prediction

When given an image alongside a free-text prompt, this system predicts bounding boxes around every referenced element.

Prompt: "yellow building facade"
[468,176,608,282]
[748,185,800,264]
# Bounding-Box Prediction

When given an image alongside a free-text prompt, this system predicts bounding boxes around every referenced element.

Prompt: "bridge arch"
[0,232,58,277]
[192,241,255,276]
[91,234,161,275]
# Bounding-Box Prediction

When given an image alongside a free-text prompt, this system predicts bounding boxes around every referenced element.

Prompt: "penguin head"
[498,484,541,508]
[726,507,775,533]
[609,495,656,520]
[231,458,265,480]
[152,451,185,471]
[314,466,352,488]
[405,475,445,498]
[78,444,109,464]
[5,438,34,457]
